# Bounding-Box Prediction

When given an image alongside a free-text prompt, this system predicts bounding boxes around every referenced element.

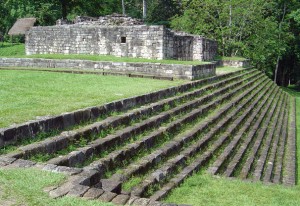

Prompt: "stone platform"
[0,58,216,80]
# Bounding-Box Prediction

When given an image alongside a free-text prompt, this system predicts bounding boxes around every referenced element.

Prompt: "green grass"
[215,56,247,61]
[165,173,300,206]
[216,66,245,75]
[0,69,185,128]
[0,43,208,65]
[0,43,25,56]
[122,176,143,191]
[0,168,114,206]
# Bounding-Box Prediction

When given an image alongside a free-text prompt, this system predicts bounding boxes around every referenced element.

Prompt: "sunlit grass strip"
[0,168,113,206]
[0,70,184,128]
[164,172,300,206]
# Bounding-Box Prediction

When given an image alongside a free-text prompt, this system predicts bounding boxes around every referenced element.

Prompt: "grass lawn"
[0,69,185,128]
[216,66,244,75]
[0,43,25,56]
[0,43,208,65]
[215,56,247,61]
[165,85,300,206]
[165,173,300,206]
[0,168,114,206]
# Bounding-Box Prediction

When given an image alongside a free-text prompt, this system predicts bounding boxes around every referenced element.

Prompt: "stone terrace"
[0,69,296,205]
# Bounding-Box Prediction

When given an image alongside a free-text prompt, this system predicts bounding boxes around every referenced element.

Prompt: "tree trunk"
[122,0,125,15]
[274,2,287,84]
[274,55,280,84]
[60,0,67,19]
[143,0,147,19]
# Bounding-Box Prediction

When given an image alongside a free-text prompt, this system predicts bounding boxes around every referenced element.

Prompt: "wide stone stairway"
[0,68,296,205]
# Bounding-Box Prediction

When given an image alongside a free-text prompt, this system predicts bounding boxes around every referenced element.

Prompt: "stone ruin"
[56,14,144,26]
[26,14,217,61]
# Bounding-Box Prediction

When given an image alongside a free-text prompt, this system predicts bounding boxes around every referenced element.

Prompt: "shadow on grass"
[0,43,23,48]
[281,85,300,97]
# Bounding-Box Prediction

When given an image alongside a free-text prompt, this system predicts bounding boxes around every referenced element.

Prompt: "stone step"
[97,73,267,183]
[262,95,288,183]
[206,80,276,175]
[282,97,296,186]
[238,90,284,179]
[81,72,264,173]
[252,93,287,181]
[148,79,273,201]
[0,69,249,148]
[3,69,256,160]
[45,71,262,167]
[223,86,281,177]
[253,95,287,181]
[130,75,269,197]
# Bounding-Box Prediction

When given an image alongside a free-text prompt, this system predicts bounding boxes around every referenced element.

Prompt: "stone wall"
[26,25,165,60]
[0,58,216,80]
[25,25,217,61]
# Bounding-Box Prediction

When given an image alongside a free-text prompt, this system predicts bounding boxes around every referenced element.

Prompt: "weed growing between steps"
[280,86,300,184]
[246,93,285,179]
[216,85,277,175]
[26,71,255,164]
[118,76,267,194]
[5,70,248,156]
[0,130,59,155]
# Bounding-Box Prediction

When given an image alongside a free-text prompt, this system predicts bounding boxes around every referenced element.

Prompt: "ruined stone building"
[25,14,217,61]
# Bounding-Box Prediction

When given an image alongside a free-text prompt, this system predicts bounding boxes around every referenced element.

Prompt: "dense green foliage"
[171,0,300,85]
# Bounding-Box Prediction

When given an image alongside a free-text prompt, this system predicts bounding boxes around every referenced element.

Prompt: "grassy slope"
[0,168,114,206]
[0,43,207,65]
[0,70,185,128]
[165,86,300,206]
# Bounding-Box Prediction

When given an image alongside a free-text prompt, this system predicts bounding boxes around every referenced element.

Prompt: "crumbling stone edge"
[0,157,190,206]
[0,58,216,80]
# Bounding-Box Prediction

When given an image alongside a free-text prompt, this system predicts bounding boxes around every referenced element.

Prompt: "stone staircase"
[0,68,296,205]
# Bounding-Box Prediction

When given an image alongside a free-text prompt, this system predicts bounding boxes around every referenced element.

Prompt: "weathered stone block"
[67,185,90,197]
[133,198,151,206]
[98,191,117,202]
[101,179,122,193]
[83,188,104,200]
[53,166,83,175]
[111,194,130,205]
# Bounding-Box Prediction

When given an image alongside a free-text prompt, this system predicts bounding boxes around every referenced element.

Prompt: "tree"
[171,0,300,85]
[146,0,182,25]
[143,0,147,19]
[122,0,126,15]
